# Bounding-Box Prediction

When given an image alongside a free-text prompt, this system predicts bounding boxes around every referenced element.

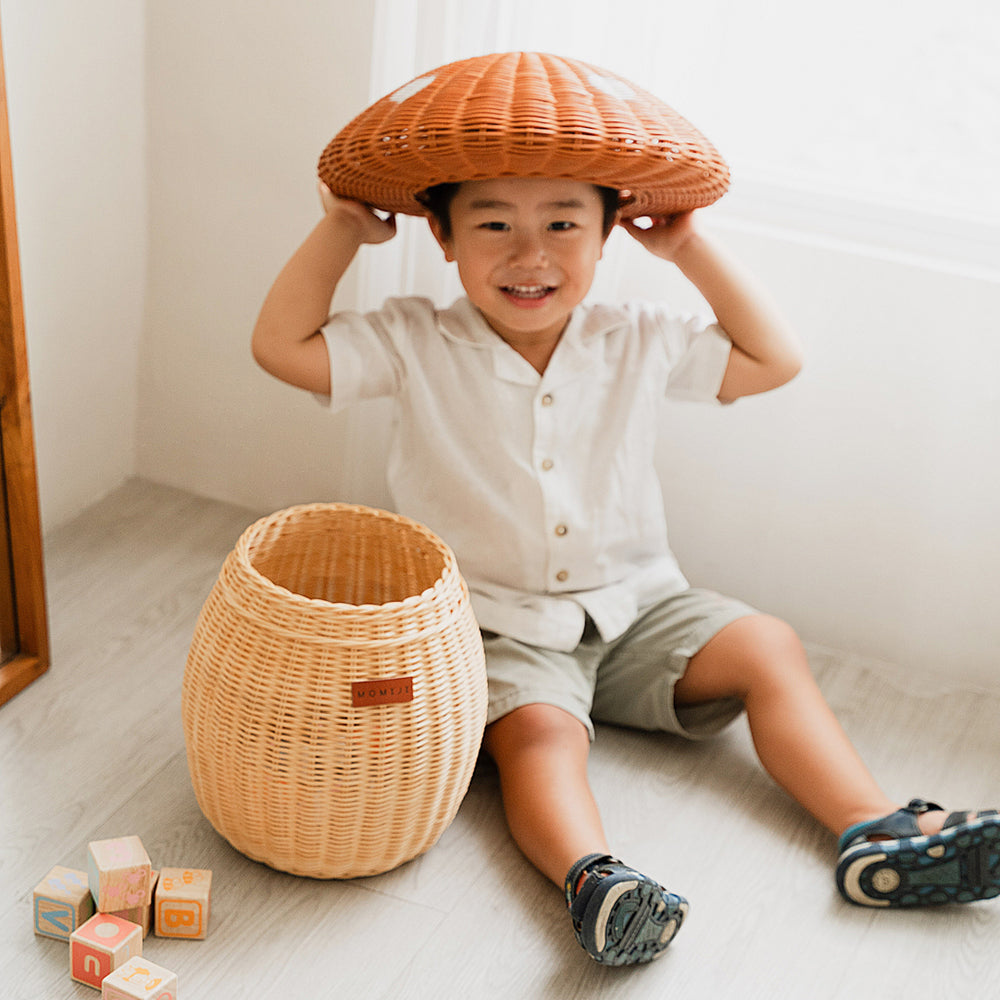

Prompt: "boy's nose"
[509,234,547,266]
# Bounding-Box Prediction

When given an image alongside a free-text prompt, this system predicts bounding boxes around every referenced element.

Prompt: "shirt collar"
[437,297,618,387]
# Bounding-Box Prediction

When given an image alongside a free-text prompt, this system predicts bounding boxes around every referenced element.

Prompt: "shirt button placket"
[535,389,568,588]
[553,520,570,585]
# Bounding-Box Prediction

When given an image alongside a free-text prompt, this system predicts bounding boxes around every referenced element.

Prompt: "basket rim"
[317,51,730,220]
[233,502,460,614]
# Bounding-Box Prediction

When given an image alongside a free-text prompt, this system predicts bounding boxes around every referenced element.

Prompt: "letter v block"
[34,865,95,940]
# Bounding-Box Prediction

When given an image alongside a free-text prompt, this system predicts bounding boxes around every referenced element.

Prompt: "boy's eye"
[548,221,576,231]
[479,221,510,231]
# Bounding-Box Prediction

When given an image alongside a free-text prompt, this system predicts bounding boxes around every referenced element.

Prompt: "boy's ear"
[427,217,455,262]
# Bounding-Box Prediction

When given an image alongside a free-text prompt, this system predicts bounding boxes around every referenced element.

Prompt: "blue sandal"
[836,798,1000,907]
[564,854,688,966]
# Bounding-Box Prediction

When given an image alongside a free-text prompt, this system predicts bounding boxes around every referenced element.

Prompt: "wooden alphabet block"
[69,913,142,989]
[102,955,177,1000]
[33,865,95,940]
[154,867,212,939]
[87,836,151,913]
[108,871,158,938]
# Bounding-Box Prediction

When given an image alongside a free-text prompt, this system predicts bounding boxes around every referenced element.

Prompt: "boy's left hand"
[620,211,698,263]
[619,208,803,402]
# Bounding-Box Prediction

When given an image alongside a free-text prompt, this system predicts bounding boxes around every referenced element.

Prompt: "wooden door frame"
[0,17,49,705]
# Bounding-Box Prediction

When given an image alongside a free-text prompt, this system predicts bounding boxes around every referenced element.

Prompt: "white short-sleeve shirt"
[318,296,731,652]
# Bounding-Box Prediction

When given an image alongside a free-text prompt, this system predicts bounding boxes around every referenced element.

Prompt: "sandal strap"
[840,800,1000,854]
[564,854,615,909]
[904,797,945,815]
[943,808,1000,830]
[839,798,943,852]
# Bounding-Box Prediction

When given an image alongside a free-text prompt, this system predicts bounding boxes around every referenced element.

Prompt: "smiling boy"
[252,175,1000,966]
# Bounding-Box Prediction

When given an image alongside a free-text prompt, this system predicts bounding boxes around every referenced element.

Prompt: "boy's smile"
[430,177,613,372]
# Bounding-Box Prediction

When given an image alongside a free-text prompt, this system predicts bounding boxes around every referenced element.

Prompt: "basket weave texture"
[318,51,729,219]
[182,503,487,879]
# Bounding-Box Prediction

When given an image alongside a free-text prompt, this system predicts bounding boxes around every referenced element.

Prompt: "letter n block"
[88,836,152,912]
[33,865,95,940]
[102,955,178,1000]
[154,867,212,939]
[70,914,142,989]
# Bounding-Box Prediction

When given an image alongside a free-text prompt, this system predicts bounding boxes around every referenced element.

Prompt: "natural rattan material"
[182,503,487,879]
[318,51,729,220]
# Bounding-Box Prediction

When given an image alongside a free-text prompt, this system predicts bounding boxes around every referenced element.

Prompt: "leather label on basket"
[351,676,414,707]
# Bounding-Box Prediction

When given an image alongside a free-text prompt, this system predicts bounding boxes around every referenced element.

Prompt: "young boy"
[252,175,1000,966]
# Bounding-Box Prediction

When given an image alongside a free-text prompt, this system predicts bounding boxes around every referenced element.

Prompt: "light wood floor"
[3,478,1000,998]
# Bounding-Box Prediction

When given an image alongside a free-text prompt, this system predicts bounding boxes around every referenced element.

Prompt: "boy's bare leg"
[484,704,610,886]
[674,615,951,837]
[486,704,690,964]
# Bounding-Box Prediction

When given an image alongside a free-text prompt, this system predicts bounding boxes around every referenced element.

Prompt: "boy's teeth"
[506,285,550,298]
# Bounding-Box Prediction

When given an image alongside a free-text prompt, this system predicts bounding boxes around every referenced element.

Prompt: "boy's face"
[429,177,612,354]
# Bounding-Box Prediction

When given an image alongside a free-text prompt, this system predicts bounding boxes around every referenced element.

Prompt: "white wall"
[646,226,1000,687]
[3,3,998,687]
[2,0,146,530]
[137,0,381,515]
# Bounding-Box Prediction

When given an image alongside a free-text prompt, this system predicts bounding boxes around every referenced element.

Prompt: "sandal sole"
[581,873,688,965]
[837,817,1000,907]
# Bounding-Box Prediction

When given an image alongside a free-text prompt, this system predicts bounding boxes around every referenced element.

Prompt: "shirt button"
[555,570,569,583]
[541,459,554,471]
[541,393,554,407]
[554,523,568,537]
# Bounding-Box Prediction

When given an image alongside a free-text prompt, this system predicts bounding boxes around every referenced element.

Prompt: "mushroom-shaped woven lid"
[318,51,729,219]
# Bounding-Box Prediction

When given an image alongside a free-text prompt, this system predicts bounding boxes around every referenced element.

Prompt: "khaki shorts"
[483,588,756,740]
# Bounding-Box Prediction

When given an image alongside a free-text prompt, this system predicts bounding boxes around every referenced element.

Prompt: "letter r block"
[101,955,178,1000]
[154,867,212,939]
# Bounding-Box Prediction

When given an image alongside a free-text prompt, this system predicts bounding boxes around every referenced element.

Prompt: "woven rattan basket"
[182,503,487,879]
[319,51,729,219]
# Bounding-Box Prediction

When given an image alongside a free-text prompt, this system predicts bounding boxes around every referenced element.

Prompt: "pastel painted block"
[87,836,152,912]
[102,955,177,1000]
[154,867,212,939]
[69,913,142,989]
[109,871,158,938]
[33,865,95,940]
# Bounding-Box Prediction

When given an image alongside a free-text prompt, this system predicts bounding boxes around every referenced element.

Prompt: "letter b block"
[154,867,212,939]
[33,865,95,940]
[102,955,178,1000]
[70,914,142,989]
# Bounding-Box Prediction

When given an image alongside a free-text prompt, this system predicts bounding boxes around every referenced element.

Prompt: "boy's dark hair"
[418,181,621,241]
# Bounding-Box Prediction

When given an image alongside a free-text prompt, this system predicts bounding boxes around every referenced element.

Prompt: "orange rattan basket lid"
[318,51,729,219]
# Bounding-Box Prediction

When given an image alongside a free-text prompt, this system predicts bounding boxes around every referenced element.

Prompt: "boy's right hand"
[252,184,397,395]
[319,183,397,245]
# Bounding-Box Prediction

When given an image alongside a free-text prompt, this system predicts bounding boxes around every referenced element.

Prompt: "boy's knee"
[684,614,808,703]
[732,615,812,694]
[485,703,588,756]
[744,614,805,660]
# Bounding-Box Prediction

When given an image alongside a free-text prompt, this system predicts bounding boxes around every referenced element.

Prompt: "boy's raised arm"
[251,185,396,395]
[621,212,803,403]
